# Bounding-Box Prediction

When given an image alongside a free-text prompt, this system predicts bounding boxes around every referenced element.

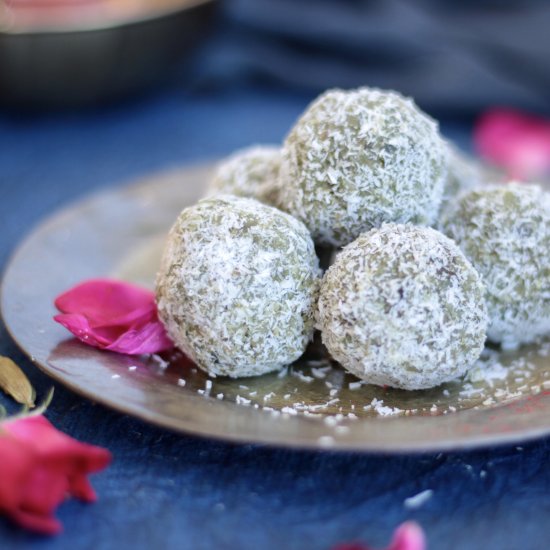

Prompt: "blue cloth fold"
[194,0,550,115]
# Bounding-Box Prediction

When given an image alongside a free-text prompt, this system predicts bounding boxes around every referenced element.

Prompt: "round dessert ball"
[439,143,485,214]
[441,183,550,349]
[156,195,321,377]
[207,145,282,207]
[316,224,488,390]
[278,87,448,246]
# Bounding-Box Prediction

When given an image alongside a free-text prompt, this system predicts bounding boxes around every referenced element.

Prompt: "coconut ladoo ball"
[278,87,448,246]
[156,195,321,378]
[207,145,282,207]
[441,184,550,349]
[439,143,485,214]
[316,224,488,390]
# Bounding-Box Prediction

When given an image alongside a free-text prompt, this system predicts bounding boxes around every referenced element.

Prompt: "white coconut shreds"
[316,223,488,390]
[156,195,321,378]
[207,145,282,207]
[441,183,550,349]
[278,87,448,246]
[438,142,486,216]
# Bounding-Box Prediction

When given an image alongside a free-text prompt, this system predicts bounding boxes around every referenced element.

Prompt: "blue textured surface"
[0,86,548,550]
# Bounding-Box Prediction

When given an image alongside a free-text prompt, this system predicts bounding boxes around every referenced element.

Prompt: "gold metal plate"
[2,164,550,452]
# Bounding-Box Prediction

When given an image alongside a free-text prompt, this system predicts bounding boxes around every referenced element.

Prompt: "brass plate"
[2,164,550,452]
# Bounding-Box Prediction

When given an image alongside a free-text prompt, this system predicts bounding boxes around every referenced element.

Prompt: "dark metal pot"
[0,0,216,108]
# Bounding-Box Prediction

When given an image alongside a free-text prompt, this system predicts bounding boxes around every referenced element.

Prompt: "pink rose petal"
[388,522,426,550]
[54,313,114,348]
[332,522,426,550]
[54,279,173,355]
[55,279,156,327]
[0,415,111,535]
[104,320,174,355]
[474,108,550,180]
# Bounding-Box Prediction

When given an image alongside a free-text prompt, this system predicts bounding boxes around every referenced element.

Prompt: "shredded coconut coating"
[439,143,485,214]
[278,87,448,246]
[441,184,550,349]
[316,224,488,390]
[156,195,321,378]
[207,145,282,207]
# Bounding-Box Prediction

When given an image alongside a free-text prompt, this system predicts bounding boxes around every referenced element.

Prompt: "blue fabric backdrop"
[196,0,550,115]
[0,85,548,550]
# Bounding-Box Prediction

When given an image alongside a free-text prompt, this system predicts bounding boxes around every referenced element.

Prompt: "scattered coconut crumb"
[293,398,340,413]
[404,489,433,510]
[335,425,350,434]
[293,372,314,383]
[277,368,289,379]
[311,367,330,379]
[236,395,251,406]
[459,385,484,397]
[468,360,509,386]
[151,354,169,369]
[363,398,403,416]
[306,360,332,368]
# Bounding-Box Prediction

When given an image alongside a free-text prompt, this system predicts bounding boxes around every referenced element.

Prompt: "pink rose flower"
[475,108,550,180]
[0,415,111,535]
[333,521,426,550]
[54,279,173,355]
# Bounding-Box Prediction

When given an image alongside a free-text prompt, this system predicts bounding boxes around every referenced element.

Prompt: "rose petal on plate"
[54,313,114,349]
[105,320,174,355]
[55,279,157,328]
[54,279,174,355]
